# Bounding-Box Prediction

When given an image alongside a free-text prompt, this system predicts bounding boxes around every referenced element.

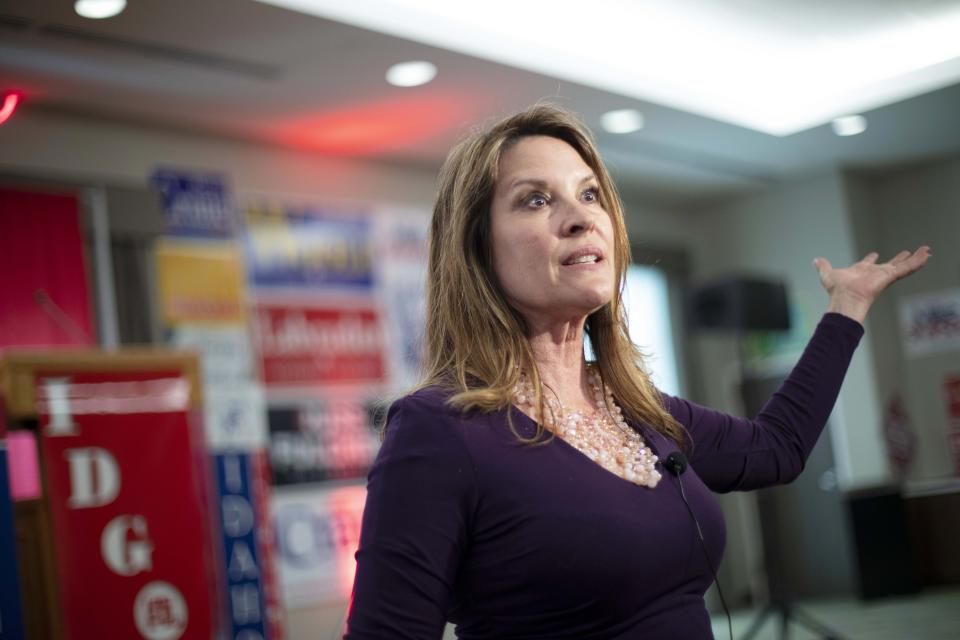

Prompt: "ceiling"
[2,0,960,208]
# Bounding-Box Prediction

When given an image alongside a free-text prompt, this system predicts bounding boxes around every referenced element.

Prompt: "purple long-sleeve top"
[345,313,864,639]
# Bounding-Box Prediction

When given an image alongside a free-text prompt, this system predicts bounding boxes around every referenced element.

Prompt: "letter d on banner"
[64,447,120,508]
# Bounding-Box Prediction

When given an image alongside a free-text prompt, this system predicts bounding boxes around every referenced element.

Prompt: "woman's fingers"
[900,246,931,274]
[814,247,930,286]
[887,250,912,265]
[888,246,931,281]
[813,257,833,280]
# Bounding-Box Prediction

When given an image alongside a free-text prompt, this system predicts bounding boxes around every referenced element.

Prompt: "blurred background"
[1,1,959,639]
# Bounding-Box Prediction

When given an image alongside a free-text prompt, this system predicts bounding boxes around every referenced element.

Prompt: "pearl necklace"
[513,366,662,488]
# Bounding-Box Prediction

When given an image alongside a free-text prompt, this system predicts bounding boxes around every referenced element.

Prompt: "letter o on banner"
[133,581,189,640]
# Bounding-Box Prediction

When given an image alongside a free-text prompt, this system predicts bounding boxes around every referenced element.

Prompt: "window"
[587,264,681,396]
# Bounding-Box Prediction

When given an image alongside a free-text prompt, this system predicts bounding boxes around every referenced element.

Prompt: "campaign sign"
[155,242,246,326]
[272,485,366,607]
[251,301,386,387]
[268,400,381,486]
[170,326,254,387]
[204,383,268,452]
[243,206,373,291]
[214,452,278,640]
[946,375,960,474]
[373,210,429,388]
[899,288,960,357]
[151,169,235,238]
[36,372,216,640]
[249,452,284,640]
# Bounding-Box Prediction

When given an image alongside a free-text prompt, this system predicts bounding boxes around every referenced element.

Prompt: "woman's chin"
[569,289,613,315]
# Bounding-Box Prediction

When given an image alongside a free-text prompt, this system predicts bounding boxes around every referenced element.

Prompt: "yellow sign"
[155,240,245,326]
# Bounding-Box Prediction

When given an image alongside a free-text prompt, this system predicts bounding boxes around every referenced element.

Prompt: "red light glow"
[328,485,366,598]
[274,92,473,156]
[0,93,20,125]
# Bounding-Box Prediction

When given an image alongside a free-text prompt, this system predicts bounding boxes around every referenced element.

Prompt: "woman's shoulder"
[380,385,480,461]
[388,384,459,419]
[382,384,472,437]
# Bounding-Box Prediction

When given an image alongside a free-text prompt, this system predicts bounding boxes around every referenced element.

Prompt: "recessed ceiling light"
[831,114,867,136]
[600,109,645,134]
[385,61,437,87]
[74,0,127,19]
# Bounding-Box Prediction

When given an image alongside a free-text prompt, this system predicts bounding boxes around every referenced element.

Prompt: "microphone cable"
[663,452,733,640]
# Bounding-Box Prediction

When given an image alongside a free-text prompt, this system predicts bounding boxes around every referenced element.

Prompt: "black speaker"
[847,489,921,599]
[687,276,790,332]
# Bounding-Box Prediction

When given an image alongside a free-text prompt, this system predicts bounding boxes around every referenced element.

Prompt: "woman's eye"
[523,192,549,208]
[582,187,600,202]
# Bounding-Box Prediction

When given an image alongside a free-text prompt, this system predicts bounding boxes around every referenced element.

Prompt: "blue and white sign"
[151,168,235,238]
[0,443,25,640]
[272,484,366,607]
[170,326,254,387]
[204,384,268,452]
[243,205,373,291]
[373,209,429,388]
[215,453,268,640]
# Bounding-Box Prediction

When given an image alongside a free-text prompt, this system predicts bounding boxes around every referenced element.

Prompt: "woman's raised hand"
[813,246,931,323]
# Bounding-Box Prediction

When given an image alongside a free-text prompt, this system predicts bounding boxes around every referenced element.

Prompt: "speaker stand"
[739,597,849,640]
[734,335,849,640]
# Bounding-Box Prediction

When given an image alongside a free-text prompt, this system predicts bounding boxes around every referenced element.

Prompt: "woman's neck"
[526,318,593,412]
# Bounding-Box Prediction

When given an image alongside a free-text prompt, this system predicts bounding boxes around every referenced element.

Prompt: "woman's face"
[489,135,616,328]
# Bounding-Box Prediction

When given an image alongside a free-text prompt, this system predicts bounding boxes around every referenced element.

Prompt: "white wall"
[687,171,890,491]
[846,160,960,482]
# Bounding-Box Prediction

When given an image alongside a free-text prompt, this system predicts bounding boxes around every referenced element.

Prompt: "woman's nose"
[561,201,596,236]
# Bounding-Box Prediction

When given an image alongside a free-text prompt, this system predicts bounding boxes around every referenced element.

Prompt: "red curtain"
[0,187,94,348]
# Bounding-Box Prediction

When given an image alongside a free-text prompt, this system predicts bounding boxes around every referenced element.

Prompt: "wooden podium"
[0,350,213,640]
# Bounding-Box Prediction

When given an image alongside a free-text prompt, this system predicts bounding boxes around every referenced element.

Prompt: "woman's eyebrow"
[506,177,549,192]
[506,174,596,192]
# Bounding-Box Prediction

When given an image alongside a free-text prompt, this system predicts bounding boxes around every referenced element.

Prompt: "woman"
[343,105,930,639]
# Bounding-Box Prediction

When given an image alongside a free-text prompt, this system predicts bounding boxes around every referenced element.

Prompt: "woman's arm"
[669,246,930,492]
[664,312,862,492]
[344,392,478,639]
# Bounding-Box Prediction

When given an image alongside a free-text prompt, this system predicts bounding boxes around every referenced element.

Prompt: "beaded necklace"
[513,366,662,488]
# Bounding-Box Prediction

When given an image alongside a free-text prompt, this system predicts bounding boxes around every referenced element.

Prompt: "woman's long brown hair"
[417,103,686,448]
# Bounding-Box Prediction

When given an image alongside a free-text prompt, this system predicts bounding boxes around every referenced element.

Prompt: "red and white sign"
[36,371,217,640]
[251,301,385,387]
[883,395,916,478]
[250,451,285,640]
[899,288,960,357]
[945,375,960,474]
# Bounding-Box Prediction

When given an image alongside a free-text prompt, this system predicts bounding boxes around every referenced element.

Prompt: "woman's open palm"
[813,247,931,319]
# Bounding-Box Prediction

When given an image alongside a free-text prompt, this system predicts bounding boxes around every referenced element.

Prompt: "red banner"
[251,450,285,640]
[0,187,93,348]
[37,371,217,640]
[252,301,385,387]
